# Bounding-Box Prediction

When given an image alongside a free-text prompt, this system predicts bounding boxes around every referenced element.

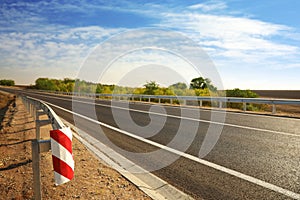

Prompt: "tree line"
[32,77,258,99]
[32,77,218,97]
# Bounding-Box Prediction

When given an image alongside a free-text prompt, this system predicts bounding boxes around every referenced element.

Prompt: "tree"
[169,82,187,90]
[0,79,15,86]
[35,78,60,91]
[144,81,159,95]
[96,84,103,93]
[190,77,217,92]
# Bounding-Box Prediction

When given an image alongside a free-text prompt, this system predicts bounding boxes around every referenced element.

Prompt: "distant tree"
[0,79,15,86]
[190,77,217,92]
[35,78,49,90]
[96,84,103,93]
[226,88,258,98]
[169,82,187,90]
[144,81,159,95]
[133,87,145,95]
[35,78,60,91]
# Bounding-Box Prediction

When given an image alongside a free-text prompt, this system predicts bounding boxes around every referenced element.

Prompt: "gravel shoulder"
[0,93,151,199]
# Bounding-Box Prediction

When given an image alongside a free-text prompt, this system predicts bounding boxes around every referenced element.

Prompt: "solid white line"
[44,100,300,199]
[25,91,300,138]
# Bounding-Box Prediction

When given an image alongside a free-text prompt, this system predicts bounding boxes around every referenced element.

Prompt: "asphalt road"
[2,87,300,200]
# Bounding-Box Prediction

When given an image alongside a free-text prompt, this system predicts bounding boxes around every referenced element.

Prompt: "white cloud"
[162,13,291,39]
[0,24,125,84]
[159,12,300,64]
[188,1,227,12]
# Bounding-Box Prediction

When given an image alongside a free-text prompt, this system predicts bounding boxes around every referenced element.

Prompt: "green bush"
[226,88,260,110]
[226,88,258,98]
[0,79,15,86]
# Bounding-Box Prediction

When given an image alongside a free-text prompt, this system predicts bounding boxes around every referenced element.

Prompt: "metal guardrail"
[22,95,65,130]
[22,95,66,200]
[30,89,300,114]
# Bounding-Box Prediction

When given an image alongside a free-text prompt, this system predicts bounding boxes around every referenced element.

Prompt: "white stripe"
[54,171,71,186]
[51,139,74,170]
[60,127,73,142]
[25,91,300,137]
[45,101,300,199]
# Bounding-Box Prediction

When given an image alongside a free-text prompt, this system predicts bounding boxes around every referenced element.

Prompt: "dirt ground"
[0,92,151,200]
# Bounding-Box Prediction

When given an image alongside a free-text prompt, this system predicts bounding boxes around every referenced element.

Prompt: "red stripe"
[52,155,74,180]
[50,129,72,154]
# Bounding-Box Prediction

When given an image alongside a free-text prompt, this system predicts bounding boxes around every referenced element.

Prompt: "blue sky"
[0,0,300,89]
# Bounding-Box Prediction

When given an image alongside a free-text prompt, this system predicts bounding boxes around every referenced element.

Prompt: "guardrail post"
[33,111,51,199]
[32,140,42,200]
[243,102,247,112]
[33,104,37,121]
[219,101,222,108]
[26,100,29,111]
[158,98,161,104]
[272,104,276,114]
[199,100,202,107]
[149,97,151,103]
[36,111,41,140]
[29,103,32,116]
[32,139,51,200]
[32,103,35,117]
[170,99,173,104]
[35,109,49,140]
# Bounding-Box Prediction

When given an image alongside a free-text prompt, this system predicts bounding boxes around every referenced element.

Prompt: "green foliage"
[0,79,15,86]
[226,88,260,110]
[194,88,211,96]
[35,78,58,91]
[74,79,95,93]
[113,86,134,94]
[226,88,258,98]
[143,81,159,95]
[168,82,189,96]
[35,78,74,92]
[33,78,217,99]
[190,77,217,92]
[96,84,103,94]
[34,78,120,94]
[133,87,145,95]
[169,82,187,90]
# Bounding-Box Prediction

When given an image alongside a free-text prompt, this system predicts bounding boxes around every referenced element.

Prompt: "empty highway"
[2,87,300,200]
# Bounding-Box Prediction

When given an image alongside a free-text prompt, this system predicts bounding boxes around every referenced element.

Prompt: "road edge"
[61,119,194,200]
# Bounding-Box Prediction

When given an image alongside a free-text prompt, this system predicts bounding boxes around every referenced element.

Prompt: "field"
[253,90,300,99]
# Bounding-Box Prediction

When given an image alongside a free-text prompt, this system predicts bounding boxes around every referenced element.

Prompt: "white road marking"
[41,100,300,200]
[24,91,300,138]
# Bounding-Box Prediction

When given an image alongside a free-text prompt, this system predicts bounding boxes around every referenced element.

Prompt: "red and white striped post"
[50,127,75,185]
